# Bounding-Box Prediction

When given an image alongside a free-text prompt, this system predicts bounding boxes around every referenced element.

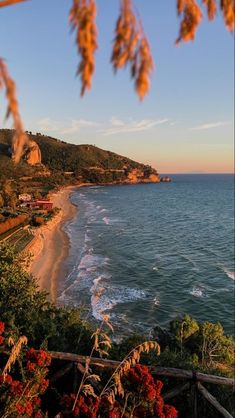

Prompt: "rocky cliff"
[24,140,42,165]
[127,169,160,184]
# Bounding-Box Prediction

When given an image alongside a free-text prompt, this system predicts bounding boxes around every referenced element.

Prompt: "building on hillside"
[28,200,53,210]
[19,193,32,202]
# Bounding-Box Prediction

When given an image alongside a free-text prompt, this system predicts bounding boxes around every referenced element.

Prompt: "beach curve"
[28,186,78,302]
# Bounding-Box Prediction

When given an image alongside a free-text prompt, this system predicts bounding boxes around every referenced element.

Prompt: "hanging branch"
[0,0,28,7]
[111,0,154,100]
[69,0,98,96]
[220,0,235,31]
[176,0,202,43]
[0,59,28,163]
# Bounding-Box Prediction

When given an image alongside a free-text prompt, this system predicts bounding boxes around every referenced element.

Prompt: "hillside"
[0,129,160,186]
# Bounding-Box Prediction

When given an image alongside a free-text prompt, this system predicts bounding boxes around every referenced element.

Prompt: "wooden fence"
[49,351,234,418]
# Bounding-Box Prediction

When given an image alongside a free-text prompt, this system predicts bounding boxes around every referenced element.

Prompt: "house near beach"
[18,193,32,202]
[27,200,53,210]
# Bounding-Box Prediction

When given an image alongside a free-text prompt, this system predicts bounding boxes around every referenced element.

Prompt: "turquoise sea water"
[58,175,234,337]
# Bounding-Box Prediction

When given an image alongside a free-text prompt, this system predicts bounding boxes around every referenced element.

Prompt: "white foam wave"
[153,297,160,306]
[223,268,235,280]
[91,284,146,321]
[190,287,203,297]
[85,232,91,243]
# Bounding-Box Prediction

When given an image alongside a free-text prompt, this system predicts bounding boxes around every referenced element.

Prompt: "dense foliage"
[0,323,178,417]
[0,244,234,416]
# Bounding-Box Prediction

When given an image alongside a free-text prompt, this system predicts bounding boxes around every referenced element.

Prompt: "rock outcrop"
[160,176,171,182]
[127,169,160,184]
[24,140,42,165]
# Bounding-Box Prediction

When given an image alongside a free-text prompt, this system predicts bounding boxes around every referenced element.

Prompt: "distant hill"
[0,129,160,186]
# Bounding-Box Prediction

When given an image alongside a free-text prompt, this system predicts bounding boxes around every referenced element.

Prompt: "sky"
[0,0,234,173]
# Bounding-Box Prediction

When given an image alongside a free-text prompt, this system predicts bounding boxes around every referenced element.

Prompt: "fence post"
[191,372,198,418]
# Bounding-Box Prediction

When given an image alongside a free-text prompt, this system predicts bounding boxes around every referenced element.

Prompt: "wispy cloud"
[101,117,169,136]
[61,119,100,134]
[36,118,100,135]
[34,116,169,137]
[37,118,61,133]
[190,121,230,131]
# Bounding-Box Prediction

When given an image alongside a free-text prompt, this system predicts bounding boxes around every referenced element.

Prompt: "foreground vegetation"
[0,243,234,417]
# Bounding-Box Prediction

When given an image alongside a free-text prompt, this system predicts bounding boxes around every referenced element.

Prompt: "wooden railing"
[49,351,234,418]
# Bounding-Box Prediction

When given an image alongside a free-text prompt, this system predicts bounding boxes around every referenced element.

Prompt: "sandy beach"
[28,186,78,302]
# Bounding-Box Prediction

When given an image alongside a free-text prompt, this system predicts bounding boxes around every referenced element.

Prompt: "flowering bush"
[59,365,178,417]
[0,322,50,417]
[0,322,178,417]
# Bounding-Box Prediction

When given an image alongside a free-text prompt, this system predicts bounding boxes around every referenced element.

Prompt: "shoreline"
[28,185,79,302]
[27,180,170,302]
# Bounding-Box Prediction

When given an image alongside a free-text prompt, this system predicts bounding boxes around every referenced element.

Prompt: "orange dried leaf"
[202,0,217,20]
[220,0,235,31]
[0,58,28,162]
[69,0,98,96]
[176,0,202,43]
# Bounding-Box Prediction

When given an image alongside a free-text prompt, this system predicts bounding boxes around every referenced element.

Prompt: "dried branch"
[111,0,154,100]
[0,58,28,163]
[2,336,27,377]
[176,0,202,43]
[220,0,235,31]
[0,0,28,7]
[202,0,217,20]
[69,0,98,96]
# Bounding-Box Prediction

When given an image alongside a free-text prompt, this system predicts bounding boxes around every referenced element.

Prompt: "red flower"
[36,349,52,367]
[34,412,44,418]
[27,361,36,372]
[164,405,178,418]
[0,321,5,334]
[15,402,25,415]
[26,347,37,361]
[0,336,4,345]
[10,380,24,395]
[39,378,49,393]
[25,400,33,416]
[155,380,164,396]
[34,397,42,407]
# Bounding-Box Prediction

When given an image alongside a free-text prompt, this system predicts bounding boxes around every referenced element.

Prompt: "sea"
[58,174,234,338]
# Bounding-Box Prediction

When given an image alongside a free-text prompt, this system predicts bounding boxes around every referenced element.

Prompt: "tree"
[200,321,234,365]
[0,243,94,352]
[0,0,234,162]
[170,314,199,355]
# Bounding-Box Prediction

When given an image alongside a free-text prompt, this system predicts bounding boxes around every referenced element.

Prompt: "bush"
[0,214,28,235]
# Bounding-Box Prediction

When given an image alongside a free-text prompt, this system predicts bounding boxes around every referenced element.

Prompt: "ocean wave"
[103,217,110,225]
[223,268,235,280]
[91,283,146,321]
[189,287,203,298]
[153,296,160,306]
[78,253,109,270]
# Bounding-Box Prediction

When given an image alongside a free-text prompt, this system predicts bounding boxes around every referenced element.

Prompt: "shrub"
[0,214,28,235]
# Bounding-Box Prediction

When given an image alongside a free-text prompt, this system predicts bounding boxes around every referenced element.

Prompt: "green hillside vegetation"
[0,129,158,186]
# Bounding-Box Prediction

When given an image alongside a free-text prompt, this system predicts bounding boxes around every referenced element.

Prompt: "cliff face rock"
[24,140,42,165]
[127,169,160,184]
[148,173,161,183]
[160,176,171,182]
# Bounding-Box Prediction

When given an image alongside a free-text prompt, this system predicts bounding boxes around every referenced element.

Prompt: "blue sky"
[0,0,234,173]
